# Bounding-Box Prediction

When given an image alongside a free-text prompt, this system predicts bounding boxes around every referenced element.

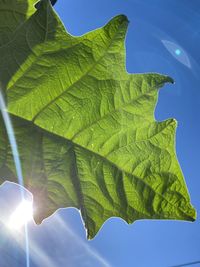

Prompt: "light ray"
[9,227,56,267]
[0,90,30,267]
[54,213,112,267]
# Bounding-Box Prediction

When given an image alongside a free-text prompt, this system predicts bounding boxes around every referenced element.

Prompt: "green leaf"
[0,0,196,239]
[0,0,36,47]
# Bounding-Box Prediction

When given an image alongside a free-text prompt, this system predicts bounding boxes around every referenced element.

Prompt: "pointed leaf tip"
[166,76,175,84]
[107,14,129,29]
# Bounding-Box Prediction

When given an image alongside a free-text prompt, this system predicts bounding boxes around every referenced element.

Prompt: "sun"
[8,200,33,230]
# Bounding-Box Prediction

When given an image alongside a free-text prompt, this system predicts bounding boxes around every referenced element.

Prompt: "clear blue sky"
[0,0,200,266]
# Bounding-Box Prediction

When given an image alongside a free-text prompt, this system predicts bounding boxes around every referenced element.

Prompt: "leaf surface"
[0,0,196,238]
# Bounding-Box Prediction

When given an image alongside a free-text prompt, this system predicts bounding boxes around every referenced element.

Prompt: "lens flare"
[162,40,191,68]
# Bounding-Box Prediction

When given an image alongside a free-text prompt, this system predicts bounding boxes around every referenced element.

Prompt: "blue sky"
[0,0,200,266]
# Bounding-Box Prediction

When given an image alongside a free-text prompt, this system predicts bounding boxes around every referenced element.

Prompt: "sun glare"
[8,200,33,230]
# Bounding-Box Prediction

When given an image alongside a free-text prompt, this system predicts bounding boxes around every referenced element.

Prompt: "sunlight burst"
[8,200,33,230]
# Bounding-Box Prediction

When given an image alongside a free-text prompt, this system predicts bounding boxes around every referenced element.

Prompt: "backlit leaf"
[0,0,196,238]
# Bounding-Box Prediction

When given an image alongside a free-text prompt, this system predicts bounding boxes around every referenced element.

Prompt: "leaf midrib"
[28,117,194,221]
[71,86,162,141]
[73,139,194,223]
[31,21,127,122]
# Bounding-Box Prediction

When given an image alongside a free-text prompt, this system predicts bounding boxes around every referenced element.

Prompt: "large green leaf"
[0,0,196,238]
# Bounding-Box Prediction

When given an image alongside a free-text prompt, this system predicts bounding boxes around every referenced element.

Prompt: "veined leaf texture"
[0,0,196,238]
